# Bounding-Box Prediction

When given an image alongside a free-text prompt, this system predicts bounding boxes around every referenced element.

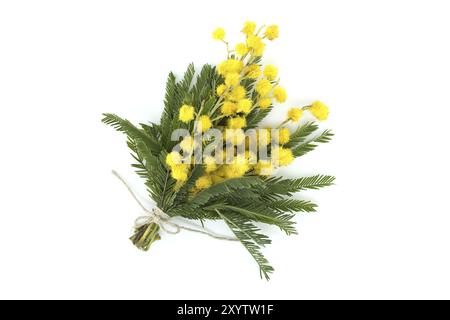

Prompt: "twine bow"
[112,170,238,241]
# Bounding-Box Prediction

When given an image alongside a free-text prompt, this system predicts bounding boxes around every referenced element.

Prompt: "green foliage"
[285,121,319,148]
[102,113,161,154]
[102,63,334,280]
[246,106,273,128]
[292,129,334,158]
[216,210,274,280]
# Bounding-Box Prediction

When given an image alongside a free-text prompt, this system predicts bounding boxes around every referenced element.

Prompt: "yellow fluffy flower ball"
[221,101,237,116]
[235,43,249,56]
[288,107,303,123]
[228,85,246,101]
[216,84,227,96]
[258,97,272,109]
[273,86,287,103]
[255,160,274,176]
[228,116,247,129]
[179,104,195,123]
[198,115,212,132]
[244,65,261,79]
[217,59,244,77]
[223,155,250,178]
[272,146,294,166]
[278,128,290,144]
[237,98,252,114]
[255,79,272,96]
[241,21,256,35]
[263,65,278,81]
[203,156,218,173]
[171,164,190,182]
[212,27,226,40]
[166,151,182,167]
[225,72,240,87]
[265,25,279,40]
[195,175,213,189]
[309,101,329,121]
[246,35,265,56]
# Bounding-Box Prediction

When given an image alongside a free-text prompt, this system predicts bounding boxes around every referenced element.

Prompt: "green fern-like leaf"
[188,176,264,208]
[224,204,297,235]
[246,107,273,128]
[102,113,161,154]
[292,129,334,158]
[216,210,274,280]
[285,121,319,148]
[267,199,317,213]
[262,175,335,198]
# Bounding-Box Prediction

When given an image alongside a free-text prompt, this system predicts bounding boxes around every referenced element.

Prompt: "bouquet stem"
[130,222,161,251]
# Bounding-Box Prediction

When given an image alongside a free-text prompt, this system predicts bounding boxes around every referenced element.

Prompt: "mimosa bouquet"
[103,22,334,280]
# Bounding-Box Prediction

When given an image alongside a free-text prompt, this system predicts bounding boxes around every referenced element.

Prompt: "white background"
[1,0,450,300]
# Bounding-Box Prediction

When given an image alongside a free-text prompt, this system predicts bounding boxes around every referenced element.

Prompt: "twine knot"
[112,170,238,242]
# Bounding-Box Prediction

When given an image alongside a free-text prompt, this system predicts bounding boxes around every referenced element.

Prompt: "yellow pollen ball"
[288,108,303,123]
[221,101,237,116]
[228,85,246,101]
[212,27,226,40]
[255,79,272,96]
[263,65,278,81]
[166,151,182,167]
[309,101,329,121]
[228,116,247,129]
[246,35,265,56]
[265,25,279,40]
[273,86,287,103]
[179,104,195,123]
[242,21,256,35]
[203,156,217,173]
[217,59,244,76]
[171,164,190,182]
[237,99,252,114]
[235,43,249,56]
[278,128,291,144]
[198,115,212,132]
[195,175,213,190]
[225,73,240,87]
[216,84,227,96]
[272,147,294,166]
[244,65,261,79]
[224,155,250,178]
[258,98,272,109]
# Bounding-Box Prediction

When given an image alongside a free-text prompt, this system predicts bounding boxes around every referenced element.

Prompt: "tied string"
[112,170,238,242]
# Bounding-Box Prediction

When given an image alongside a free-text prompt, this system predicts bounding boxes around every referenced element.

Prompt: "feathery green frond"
[263,175,335,197]
[292,129,334,157]
[224,205,297,235]
[102,113,161,154]
[268,199,317,213]
[188,176,264,208]
[216,210,274,280]
[246,106,273,128]
[285,121,319,148]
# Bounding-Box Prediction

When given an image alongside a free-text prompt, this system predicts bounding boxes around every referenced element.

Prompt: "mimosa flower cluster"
[165,22,330,194]
[103,22,334,280]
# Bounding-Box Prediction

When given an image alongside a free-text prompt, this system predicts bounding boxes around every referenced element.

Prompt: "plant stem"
[130,222,161,251]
